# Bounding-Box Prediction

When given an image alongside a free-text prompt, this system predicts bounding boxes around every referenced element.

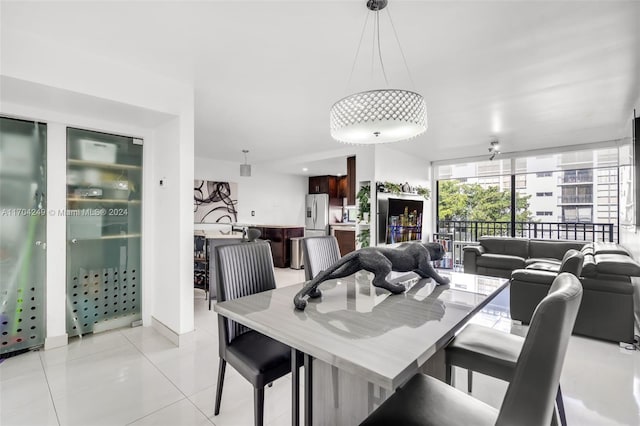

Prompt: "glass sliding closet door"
[66,128,142,336]
[0,117,47,356]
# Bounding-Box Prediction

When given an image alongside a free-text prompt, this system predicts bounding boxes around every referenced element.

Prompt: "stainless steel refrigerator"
[305,193,329,237]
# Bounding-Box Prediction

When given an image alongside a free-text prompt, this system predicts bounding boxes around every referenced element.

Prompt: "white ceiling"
[2,0,639,175]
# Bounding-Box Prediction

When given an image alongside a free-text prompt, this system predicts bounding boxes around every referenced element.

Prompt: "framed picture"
[194,180,238,224]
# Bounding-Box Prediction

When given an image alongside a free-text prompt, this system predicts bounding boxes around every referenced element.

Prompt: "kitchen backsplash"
[330,205,345,223]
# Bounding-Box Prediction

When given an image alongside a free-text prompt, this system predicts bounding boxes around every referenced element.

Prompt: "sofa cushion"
[528,240,585,260]
[463,245,485,256]
[559,249,584,276]
[580,275,633,294]
[526,262,560,273]
[477,253,526,270]
[479,237,529,258]
[581,244,595,256]
[581,254,597,277]
[592,242,631,256]
[511,268,557,285]
[595,254,640,276]
[525,258,561,266]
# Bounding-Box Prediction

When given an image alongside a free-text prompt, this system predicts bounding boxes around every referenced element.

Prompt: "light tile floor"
[1,268,639,425]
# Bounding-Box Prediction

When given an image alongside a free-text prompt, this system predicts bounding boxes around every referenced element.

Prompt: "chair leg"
[555,385,567,426]
[445,363,453,385]
[254,387,265,426]
[467,369,473,393]
[214,359,227,415]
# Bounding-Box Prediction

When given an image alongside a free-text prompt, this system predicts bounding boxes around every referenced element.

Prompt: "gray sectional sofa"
[463,236,640,343]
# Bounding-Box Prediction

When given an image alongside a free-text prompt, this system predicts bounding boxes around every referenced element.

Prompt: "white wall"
[2,28,196,344]
[194,156,307,226]
[373,145,432,243]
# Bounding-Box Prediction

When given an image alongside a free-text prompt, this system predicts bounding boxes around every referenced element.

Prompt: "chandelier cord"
[386,7,415,90]
[376,9,389,87]
[345,10,371,94]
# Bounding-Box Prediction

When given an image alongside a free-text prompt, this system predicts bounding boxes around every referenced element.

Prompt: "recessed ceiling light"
[337,173,342,177]
[302,167,308,172]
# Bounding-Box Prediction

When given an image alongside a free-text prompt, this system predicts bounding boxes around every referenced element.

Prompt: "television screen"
[385,198,423,244]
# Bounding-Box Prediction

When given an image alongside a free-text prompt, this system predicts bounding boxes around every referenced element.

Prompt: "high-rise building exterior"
[436,147,620,241]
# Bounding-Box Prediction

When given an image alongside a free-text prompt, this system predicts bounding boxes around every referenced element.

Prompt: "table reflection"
[296,271,507,340]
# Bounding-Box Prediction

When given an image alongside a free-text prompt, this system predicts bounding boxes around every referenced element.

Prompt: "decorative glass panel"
[66,128,142,337]
[0,117,47,356]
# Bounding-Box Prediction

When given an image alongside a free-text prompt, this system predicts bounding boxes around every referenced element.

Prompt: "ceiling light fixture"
[330,0,427,145]
[488,140,501,161]
[240,149,251,176]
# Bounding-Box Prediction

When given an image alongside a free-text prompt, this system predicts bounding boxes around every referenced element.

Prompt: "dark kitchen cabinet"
[337,176,348,198]
[309,175,343,205]
[309,176,326,194]
[335,229,356,256]
[347,156,356,206]
[259,226,304,268]
[309,175,338,197]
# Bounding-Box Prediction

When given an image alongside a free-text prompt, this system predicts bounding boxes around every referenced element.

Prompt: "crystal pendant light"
[330,0,427,144]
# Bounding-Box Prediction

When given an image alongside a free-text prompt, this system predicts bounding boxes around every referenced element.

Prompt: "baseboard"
[45,333,68,350]
[151,316,195,347]
[93,313,141,334]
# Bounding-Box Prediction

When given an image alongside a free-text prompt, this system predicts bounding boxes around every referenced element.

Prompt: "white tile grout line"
[37,349,62,426]
[123,398,215,426]
[120,329,217,426]
[38,330,132,368]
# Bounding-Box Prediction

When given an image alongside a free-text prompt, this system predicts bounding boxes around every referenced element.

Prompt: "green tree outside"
[438,180,533,223]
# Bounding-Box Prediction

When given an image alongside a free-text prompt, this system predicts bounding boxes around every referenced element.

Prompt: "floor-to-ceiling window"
[435,145,626,265]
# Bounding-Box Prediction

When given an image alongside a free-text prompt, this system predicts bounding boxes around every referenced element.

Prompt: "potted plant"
[356,184,371,248]
[357,184,370,223]
[382,181,402,194]
[415,185,430,200]
[357,228,370,248]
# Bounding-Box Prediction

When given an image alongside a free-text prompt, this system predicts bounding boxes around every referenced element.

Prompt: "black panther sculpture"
[294,241,450,310]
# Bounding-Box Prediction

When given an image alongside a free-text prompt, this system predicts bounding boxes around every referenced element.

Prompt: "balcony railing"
[557,195,593,204]
[437,219,616,266]
[438,219,614,242]
[559,170,593,185]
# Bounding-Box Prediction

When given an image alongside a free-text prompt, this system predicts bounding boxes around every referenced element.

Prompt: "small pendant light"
[240,149,251,177]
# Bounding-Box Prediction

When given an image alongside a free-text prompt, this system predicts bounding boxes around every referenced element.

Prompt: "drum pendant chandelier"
[330,0,427,145]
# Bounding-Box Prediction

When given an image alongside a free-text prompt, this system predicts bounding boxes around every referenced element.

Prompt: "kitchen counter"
[195,225,304,268]
[194,231,243,239]
[330,224,357,256]
[330,223,356,230]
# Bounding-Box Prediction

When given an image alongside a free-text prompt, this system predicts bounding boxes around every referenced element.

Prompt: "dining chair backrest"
[195,235,205,252]
[558,249,584,277]
[216,242,276,343]
[496,273,583,426]
[246,227,262,242]
[302,236,341,281]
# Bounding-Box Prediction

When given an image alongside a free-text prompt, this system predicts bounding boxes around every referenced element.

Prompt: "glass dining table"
[214,270,509,426]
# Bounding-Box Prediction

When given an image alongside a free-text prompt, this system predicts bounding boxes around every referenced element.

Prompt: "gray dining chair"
[301,235,342,409]
[360,273,583,426]
[214,242,297,426]
[447,249,585,426]
[302,236,341,281]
